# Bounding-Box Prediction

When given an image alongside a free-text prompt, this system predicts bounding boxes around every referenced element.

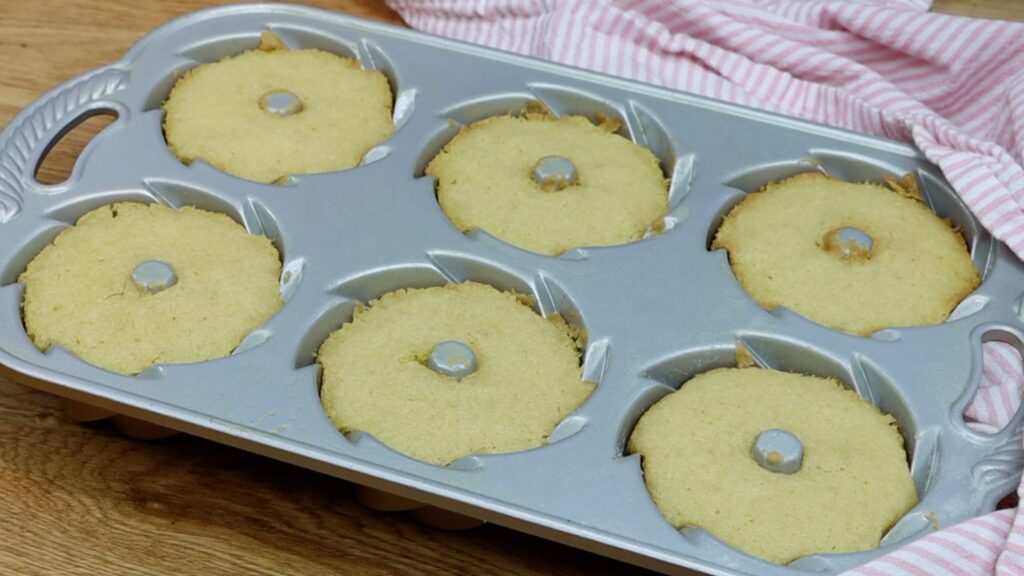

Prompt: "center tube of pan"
[531,155,578,191]
[260,90,304,116]
[824,226,874,259]
[751,429,804,474]
[131,260,178,294]
[427,340,478,380]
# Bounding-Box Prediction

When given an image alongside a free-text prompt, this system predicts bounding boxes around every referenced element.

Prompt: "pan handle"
[0,66,129,224]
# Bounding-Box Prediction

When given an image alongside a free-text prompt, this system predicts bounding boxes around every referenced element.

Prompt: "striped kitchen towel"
[384,1,1024,574]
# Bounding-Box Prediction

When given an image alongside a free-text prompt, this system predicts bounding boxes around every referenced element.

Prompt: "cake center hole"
[427,340,478,380]
[824,226,874,259]
[751,429,803,474]
[259,90,304,117]
[531,155,578,191]
[132,260,178,294]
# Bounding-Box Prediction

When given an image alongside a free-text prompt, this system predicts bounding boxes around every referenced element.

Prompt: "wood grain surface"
[1,1,1021,575]
[934,0,1024,20]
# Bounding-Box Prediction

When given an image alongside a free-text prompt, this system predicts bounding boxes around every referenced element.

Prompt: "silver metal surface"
[0,5,1022,576]
[131,260,178,294]
[752,429,804,474]
[259,90,303,116]
[531,155,577,191]
[826,226,874,259]
[427,340,478,380]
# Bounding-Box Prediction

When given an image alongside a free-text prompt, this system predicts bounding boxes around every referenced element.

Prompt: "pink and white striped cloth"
[383,1,1024,573]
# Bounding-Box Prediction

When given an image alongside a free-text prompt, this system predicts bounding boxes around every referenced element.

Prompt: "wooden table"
[1,1,1021,574]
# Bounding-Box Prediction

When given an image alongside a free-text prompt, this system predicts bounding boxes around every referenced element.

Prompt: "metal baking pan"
[1,4,1023,575]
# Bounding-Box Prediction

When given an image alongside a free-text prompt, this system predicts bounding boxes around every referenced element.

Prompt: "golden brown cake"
[163,32,394,183]
[317,281,595,466]
[20,202,283,375]
[712,173,979,335]
[628,367,917,564]
[425,111,668,256]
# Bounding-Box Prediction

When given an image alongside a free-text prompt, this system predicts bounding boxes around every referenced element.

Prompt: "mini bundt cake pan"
[1,5,1023,576]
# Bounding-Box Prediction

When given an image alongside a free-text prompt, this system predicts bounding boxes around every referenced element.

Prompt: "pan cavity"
[146,26,413,183]
[707,150,990,338]
[298,254,606,469]
[2,180,299,376]
[415,85,692,258]
[624,335,933,569]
